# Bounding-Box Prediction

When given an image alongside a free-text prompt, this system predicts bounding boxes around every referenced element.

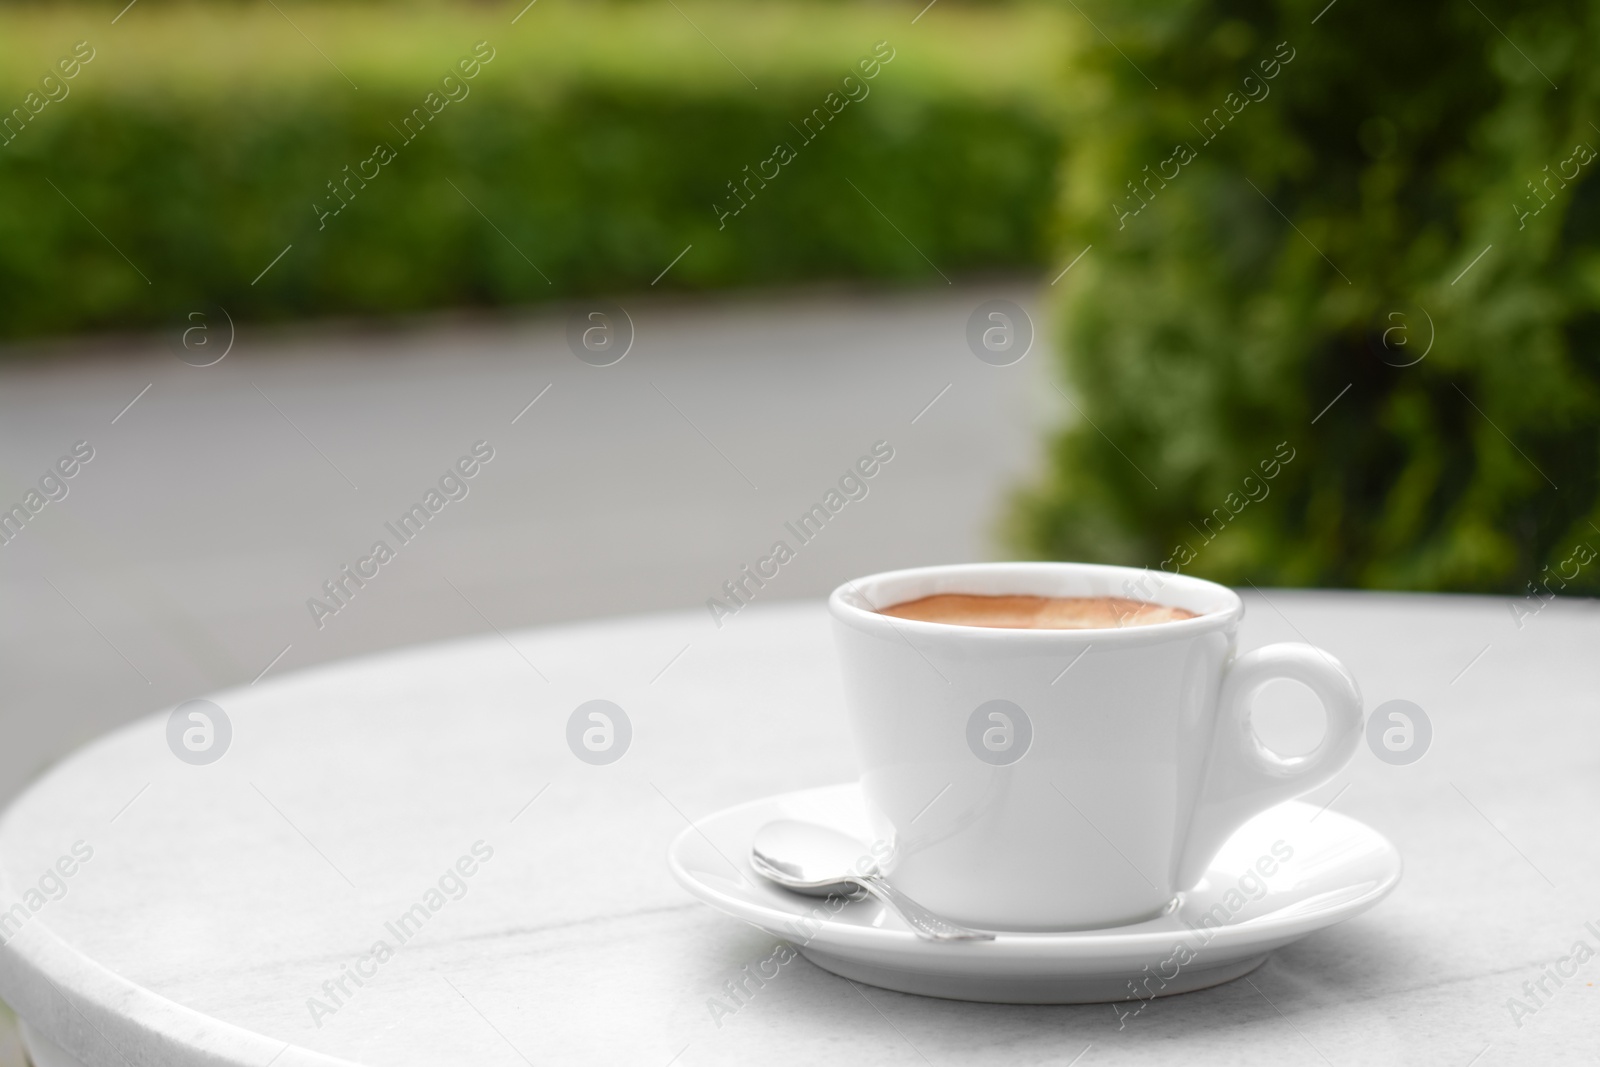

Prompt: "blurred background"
[1,0,1069,800]
[0,0,1595,1053]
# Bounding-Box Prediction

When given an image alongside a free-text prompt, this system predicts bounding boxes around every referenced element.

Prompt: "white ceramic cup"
[828,562,1363,931]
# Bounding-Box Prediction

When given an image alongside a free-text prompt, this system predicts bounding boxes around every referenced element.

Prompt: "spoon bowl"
[751,820,881,892]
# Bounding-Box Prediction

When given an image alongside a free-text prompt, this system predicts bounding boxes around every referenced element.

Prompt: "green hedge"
[1016,0,1600,597]
[0,2,1065,340]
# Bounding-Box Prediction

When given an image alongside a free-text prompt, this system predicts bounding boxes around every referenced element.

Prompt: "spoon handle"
[858,874,995,941]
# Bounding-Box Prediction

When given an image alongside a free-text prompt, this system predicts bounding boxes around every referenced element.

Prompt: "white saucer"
[668,783,1402,1004]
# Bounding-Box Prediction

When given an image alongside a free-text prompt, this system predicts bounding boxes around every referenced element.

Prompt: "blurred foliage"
[1016,0,1600,597]
[0,1,1065,341]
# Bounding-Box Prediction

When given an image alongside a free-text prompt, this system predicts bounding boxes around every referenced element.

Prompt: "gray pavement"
[0,283,1057,808]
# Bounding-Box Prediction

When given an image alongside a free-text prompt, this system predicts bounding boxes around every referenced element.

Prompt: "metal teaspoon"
[750,819,994,942]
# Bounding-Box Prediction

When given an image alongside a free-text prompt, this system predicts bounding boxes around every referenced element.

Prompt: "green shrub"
[0,2,1064,340]
[1016,0,1600,598]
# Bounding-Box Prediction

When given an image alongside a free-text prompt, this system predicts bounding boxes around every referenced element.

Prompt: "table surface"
[1,591,1597,1067]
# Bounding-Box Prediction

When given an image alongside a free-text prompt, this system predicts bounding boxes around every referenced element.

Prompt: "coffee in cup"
[879,593,1197,629]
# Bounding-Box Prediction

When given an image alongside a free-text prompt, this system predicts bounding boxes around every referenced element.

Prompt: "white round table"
[1,593,1596,1065]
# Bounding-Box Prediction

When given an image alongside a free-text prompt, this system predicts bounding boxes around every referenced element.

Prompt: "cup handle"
[1175,643,1364,890]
